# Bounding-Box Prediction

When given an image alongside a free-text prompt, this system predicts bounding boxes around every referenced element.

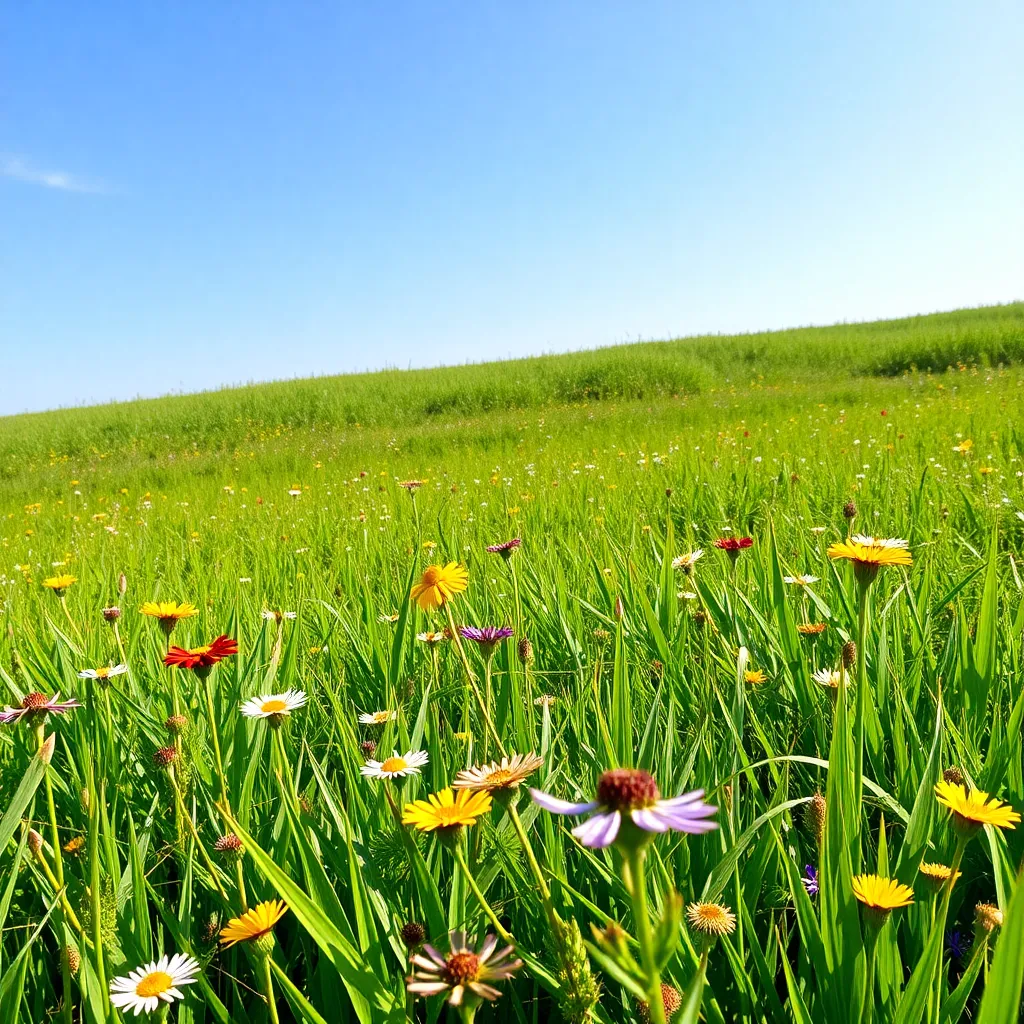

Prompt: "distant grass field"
[1,303,1023,1023]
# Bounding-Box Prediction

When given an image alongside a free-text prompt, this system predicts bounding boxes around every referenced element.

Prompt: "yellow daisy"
[42,574,77,594]
[918,862,961,893]
[852,874,914,919]
[219,899,288,948]
[402,787,492,833]
[686,902,736,937]
[934,781,1021,836]
[744,669,768,685]
[410,563,469,612]
[141,601,199,635]
[827,535,911,585]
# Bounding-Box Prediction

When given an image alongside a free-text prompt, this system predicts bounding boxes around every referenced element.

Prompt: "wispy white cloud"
[2,156,106,193]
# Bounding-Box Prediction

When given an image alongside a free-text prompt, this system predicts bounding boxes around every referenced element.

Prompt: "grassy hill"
[3,303,1022,482]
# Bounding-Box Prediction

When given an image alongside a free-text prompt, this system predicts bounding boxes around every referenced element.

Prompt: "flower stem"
[443,604,506,756]
[453,842,514,945]
[622,849,666,1024]
[167,768,230,902]
[261,954,281,1024]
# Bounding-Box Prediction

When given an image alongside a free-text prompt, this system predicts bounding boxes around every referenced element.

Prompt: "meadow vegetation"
[1,302,1023,1023]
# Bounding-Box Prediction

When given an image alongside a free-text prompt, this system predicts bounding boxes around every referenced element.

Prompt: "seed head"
[214,833,243,858]
[400,921,426,949]
[841,641,857,669]
[943,766,965,787]
[804,791,826,846]
[27,829,44,854]
[102,606,122,622]
[65,945,81,976]
[843,500,857,519]
[360,739,378,756]
[974,902,1003,933]
[637,983,683,1023]
[153,745,178,768]
[165,714,188,735]
[517,637,534,664]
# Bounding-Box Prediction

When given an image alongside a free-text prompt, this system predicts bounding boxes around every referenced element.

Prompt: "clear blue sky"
[4,2,1022,416]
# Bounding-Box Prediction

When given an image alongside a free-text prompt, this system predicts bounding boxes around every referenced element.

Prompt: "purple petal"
[529,789,599,816]
[631,807,673,832]
[572,810,621,847]
[658,789,710,808]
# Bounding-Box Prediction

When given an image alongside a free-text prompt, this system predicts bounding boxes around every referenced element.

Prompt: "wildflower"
[164,635,239,673]
[945,930,968,960]
[919,862,960,893]
[534,694,557,708]
[407,930,521,1006]
[400,921,426,949]
[974,902,1003,933]
[358,710,397,725]
[165,714,188,734]
[797,622,827,635]
[852,874,914,922]
[802,865,819,896]
[458,625,514,653]
[952,439,974,454]
[417,631,446,644]
[934,781,1020,836]
[402,788,493,833]
[783,574,819,585]
[378,613,400,623]
[361,750,429,780]
[240,690,307,721]
[400,480,426,492]
[671,549,703,574]
[812,668,842,689]
[453,753,543,793]
[213,834,243,858]
[0,692,81,725]
[42,574,77,595]
[531,768,717,849]
[843,500,858,519]
[153,745,178,768]
[360,739,377,756]
[637,983,683,1023]
[220,899,288,950]
[827,535,912,585]
[744,669,767,685]
[486,538,521,560]
[140,601,199,635]
[261,609,296,622]
[77,664,128,682]
[411,563,469,611]
[63,836,86,857]
[686,902,737,938]
[101,606,122,622]
[109,953,200,1016]
[713,537,753,555]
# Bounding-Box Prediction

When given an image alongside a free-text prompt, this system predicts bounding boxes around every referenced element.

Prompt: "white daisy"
[783,574,820,585]
[240,690,308,719]
[287,488,302,498]
[677,591,698,600]
[261,609,297,621]
[812,668,842,688]
[358,709,397,725]
[109,952,200,1016]
[851,534,909,549]
[360,750,428,779]
[810,526,827,534]
[78,664,128,681]
[671,549,704,571]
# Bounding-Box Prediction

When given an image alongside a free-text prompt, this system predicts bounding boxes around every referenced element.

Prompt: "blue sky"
[4,2,1022,416]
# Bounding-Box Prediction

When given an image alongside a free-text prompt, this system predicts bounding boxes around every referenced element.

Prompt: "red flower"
[164,635,239,671]
[713,537,753,551]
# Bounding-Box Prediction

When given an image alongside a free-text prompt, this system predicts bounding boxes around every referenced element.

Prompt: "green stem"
[261,955,281,1024]
[443,604,506,756]
[863,927,879,1024]
[452,843,514,945]
[622,849,666,1024]
[37,725,65,889]
[201,672,232,814]
[168,768,230,902]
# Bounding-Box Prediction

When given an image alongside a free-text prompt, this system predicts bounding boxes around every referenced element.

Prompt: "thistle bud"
[360,739,377,757]
[843,500,857,520]
[400,921,426,949]
[638,983,683,1023]
[943,765,965,787]
[842,641,857,670]
[118,572,127,594]
[804,791,826,846]
[613,596,624,621]
[28,829,44,854]
[153,745,178,769]
[517,637,534,664]
[974,902,1003,933]
[165,714,188,735]
[102,606,122,622]
[214,833,243,859]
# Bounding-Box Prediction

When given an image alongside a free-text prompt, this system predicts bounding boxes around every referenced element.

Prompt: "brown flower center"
[444,952,480,984]
[597,768,660,810]
[21,692,49,709]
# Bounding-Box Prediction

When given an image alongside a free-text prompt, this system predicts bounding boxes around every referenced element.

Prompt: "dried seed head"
[65,945,81,976]
[804,791,826,846]
[974,902,1003,933]
[102,606,122,622]
[27,829,44,854]
[613,596,624,621]
[400,921,426,949]
[517,637,534,664]
[153,745,178,768]
[843,500,858,519]
[165,714,188,735]
[841,641,857,669]
[637,983,684,1023]
[943,766,965,787]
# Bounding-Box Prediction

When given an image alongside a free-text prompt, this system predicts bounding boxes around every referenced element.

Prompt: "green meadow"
[1,302,1023,1023]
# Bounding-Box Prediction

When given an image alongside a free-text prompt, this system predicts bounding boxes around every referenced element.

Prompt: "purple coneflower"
[0,692,82,725]
[530,767,717,849]
[459,626,514,654]
[802,865,819,897]
[485,538,522,560]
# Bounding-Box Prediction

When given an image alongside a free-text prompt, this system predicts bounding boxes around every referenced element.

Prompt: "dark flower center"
[21,692,49,710]
[444,952,480,984]
[597,768,660,810]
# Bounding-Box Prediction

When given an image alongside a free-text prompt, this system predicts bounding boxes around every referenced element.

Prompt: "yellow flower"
[140,601,199,635]
[402,787,492,833]
[219,899,288,948]
[934,781,1021,835]
[744,669,767,685]
[686,902,736,937]
[410,563,469,612]
[42,574,77,593]
[852,874,914,917]
[918,862,961,893]
[827,535,911,585]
